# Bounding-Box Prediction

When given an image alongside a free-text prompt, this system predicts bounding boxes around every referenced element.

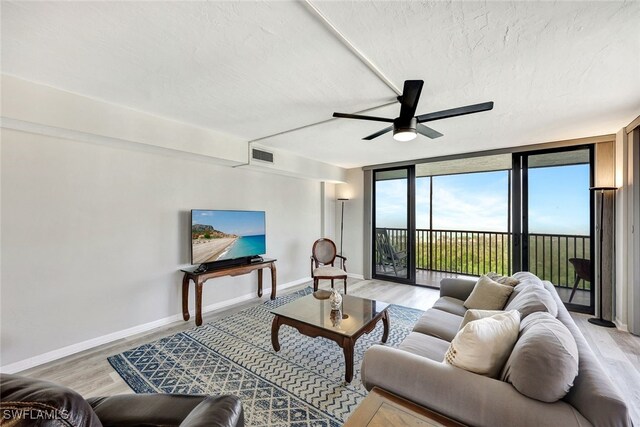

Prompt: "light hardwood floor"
[16,277,640,424]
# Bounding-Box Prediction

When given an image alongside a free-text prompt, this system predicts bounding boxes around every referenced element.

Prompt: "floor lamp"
[588,186,617,328]
[338,198,349,256]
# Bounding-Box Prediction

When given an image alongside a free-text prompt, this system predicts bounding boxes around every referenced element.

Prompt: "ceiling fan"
[333,80,494,142]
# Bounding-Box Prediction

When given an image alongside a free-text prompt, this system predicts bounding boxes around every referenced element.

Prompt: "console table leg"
[182,274,190,321]
[270,263,277,300]
[271,316,281,352]
[381,310,390,343]
[343,338,355,383]
[257,268,263,298]
[195,281,203,326]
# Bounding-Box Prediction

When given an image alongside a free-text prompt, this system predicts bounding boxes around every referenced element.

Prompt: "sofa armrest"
[361,345,589,427]
[439,278,477,300]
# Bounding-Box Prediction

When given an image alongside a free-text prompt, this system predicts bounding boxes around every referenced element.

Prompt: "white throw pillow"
[444,310,521,378]
[464,275,514,310]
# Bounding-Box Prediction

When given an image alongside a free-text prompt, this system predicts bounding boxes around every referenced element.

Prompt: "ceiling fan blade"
[399,80,424,119]
[333,112,394,123]
[417,124,443,139]
[363,126,393,140]
[416,101,494,123]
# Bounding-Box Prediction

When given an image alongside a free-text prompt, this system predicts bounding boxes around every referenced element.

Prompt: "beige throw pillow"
[464,275,514,310]
[486,272,520,287]
[444,310,521,378]
[460,309,505,329]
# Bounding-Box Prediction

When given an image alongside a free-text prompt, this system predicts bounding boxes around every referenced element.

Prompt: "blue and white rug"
[108,287,423,426]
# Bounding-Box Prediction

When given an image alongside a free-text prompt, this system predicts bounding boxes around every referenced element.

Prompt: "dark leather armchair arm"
[87,394,244,427]
[180,395,244,427]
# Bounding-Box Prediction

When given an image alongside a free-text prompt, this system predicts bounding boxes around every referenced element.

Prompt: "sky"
[192,210,266,236]
[375,164,590,235]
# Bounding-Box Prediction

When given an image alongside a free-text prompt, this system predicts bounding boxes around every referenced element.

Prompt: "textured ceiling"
[2,1,639,168]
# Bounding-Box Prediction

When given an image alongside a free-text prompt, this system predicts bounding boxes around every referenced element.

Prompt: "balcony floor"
[415,269,475,288]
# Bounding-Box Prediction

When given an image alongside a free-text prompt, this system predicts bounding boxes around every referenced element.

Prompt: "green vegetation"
[381,228,591,289]
[192,224,237,240]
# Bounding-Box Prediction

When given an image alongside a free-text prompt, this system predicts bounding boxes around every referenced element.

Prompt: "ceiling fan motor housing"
[393,117,417,140]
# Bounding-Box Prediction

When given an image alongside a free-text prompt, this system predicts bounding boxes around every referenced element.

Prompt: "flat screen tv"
[191,210,266,265]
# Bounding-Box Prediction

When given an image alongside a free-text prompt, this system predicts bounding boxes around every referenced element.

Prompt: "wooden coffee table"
[270,292,390,383]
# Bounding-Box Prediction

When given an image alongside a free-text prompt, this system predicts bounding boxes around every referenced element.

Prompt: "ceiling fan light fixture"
[393,129,417,142]
[393,117,417,141]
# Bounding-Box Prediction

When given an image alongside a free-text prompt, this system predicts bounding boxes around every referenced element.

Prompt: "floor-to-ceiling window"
[414,156,512,287]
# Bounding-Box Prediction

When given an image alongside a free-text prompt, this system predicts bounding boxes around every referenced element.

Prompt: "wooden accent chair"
[311,238,348,294]
[568,257,591,303]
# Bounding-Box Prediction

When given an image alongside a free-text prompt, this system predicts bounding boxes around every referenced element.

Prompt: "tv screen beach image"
[191,210,266,263]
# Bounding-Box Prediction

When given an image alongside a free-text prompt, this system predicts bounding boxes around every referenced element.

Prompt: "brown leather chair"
[0,373,244,427]
[310,238,347,294]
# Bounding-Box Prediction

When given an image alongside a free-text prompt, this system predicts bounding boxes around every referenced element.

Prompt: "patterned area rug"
[109,287,423,426]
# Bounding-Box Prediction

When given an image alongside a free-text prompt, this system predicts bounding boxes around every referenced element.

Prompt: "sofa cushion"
[444,310,520,378]
[511,271,545,291]
[313,266,345,277]
[501,312,579,403]
[398,332,450,362]
[460,309,505,329]
[413,309,463,342]
[505,286,558,319]
[464,275,514,310]
[505,272,546,307]
[486,272,520,287]
[432,296,468,316]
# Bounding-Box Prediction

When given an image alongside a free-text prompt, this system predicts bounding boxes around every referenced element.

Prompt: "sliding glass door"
[372,167,415,283]
[514,146,594,313]
[369,148,594,313]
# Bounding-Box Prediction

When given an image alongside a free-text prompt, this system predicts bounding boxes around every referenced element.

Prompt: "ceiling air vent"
[252,148,274,164]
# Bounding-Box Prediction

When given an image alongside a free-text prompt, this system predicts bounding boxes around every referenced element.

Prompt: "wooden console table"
[181,258,276,326]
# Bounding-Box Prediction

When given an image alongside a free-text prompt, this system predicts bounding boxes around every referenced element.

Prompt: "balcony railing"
[379,228,590,289]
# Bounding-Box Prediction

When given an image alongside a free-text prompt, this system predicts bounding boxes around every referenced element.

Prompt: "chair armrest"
[439,278,477,300]
[361,345,588,427]
[336,255,347,271]
[87,394,244,427]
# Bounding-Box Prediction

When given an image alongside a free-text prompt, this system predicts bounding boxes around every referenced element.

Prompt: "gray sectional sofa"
[361,272,632,427]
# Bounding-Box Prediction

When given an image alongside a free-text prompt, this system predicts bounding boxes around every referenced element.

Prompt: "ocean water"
[224,234,266,259]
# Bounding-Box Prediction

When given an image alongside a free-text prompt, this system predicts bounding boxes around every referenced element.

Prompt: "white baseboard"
[348,273,365,280]
[0,277,311,374]
[614,318,629,332]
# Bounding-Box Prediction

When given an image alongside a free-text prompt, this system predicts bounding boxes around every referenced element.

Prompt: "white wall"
[336,168,365,278]
[0,77,346,370]
[0,128,322,367]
